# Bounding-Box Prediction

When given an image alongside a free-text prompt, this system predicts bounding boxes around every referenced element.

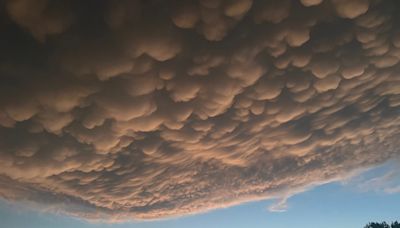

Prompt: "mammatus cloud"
[0,0,400,221]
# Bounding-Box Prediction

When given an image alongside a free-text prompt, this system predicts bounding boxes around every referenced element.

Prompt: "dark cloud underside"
[0,0,400,220]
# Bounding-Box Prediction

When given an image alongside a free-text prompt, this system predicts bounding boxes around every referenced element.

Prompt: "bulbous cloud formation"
[0,0,400,221]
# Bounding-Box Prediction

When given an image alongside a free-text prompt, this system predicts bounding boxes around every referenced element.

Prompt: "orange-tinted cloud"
[0,0,400,221]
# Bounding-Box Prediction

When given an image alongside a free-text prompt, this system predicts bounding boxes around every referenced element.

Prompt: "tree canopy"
[364,221,400,228]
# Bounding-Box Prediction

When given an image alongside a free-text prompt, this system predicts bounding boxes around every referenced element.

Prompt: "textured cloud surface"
[0,0,400,221]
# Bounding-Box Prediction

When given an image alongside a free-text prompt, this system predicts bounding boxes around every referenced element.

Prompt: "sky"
[2,163,400,228]
[0,0,400,227]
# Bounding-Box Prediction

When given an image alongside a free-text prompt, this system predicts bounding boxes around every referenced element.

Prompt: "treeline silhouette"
[364,221,400,228]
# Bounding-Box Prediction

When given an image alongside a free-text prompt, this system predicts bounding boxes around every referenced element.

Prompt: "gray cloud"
[0,0,400,221]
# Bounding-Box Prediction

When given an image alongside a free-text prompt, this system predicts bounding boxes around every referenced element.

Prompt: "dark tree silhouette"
[364,221,400,228]
[391,221,400,228]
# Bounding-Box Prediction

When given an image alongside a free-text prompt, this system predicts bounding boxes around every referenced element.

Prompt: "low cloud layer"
[0,0,400,221]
